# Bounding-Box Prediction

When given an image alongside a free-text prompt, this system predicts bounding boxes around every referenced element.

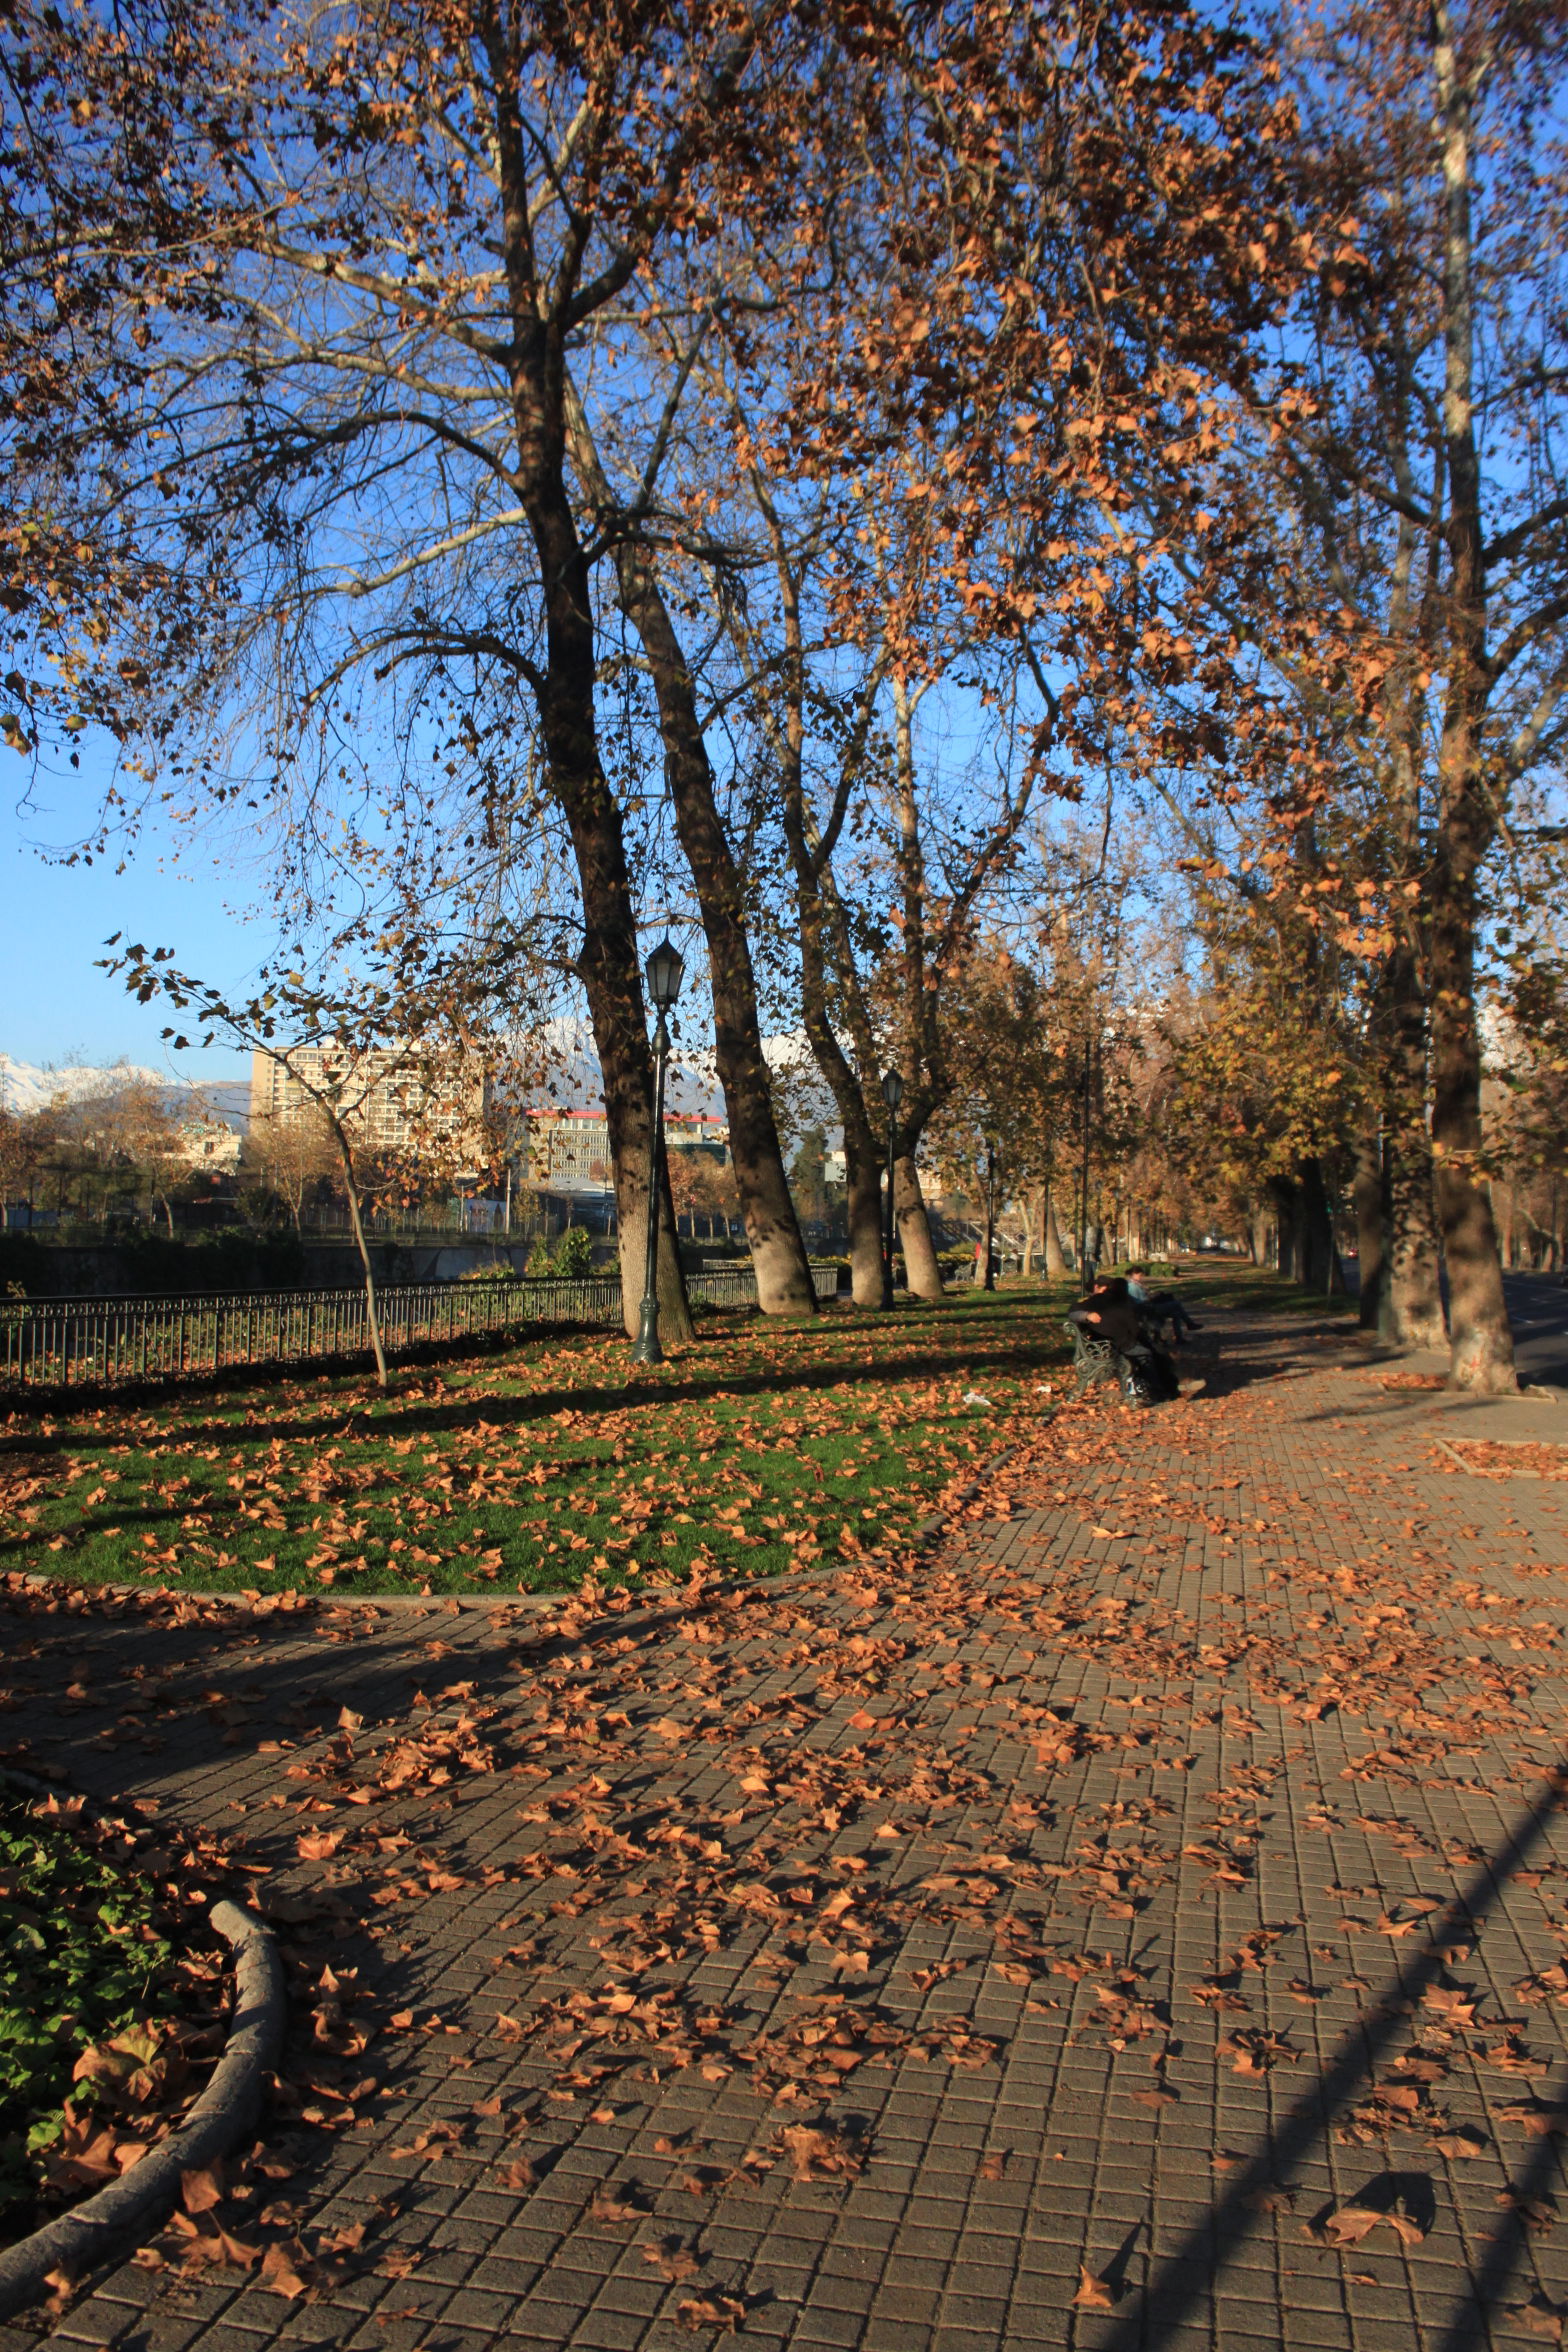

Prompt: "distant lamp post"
[880,1068,904,1311]
[633,936,686,1365]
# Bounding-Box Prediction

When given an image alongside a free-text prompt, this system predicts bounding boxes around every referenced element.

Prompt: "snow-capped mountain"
[0,1056,250,1129]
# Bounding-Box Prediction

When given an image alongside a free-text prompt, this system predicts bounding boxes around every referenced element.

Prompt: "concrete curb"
[0,1900,286,2322]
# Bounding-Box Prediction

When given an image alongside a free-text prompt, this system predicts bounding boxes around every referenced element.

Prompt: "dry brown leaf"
[1072,2265,1117,2310]
[1314,2204,1383,2247]
[259,2240,313,2300]
[179,2160,225,2214]
[590,2184,647,2224]
[643,2237,704,2282]
[776,2124,865,2183]
[675,2293,747,2332]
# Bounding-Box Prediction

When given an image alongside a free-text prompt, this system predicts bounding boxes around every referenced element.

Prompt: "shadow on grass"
[1,1298,1073,1466]
[1092,1761,1568,2352]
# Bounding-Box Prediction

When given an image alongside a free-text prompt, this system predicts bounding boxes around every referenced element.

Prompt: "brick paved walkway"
[6,1303,1568,2352]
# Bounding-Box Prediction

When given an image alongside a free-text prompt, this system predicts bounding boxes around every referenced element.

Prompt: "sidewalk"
[5,1301,1568,2352]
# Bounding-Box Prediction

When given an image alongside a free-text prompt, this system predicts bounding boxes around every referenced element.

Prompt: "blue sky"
[2,739,264,1083]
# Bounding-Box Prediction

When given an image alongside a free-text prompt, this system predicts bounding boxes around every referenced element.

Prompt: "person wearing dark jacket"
[1067,1276,1142,1354]
[1067,1277,1181,1404]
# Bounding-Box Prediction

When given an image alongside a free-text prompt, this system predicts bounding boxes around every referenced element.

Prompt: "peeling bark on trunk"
[894,1153,944,1300]
[1382,1121,1447,1349]
[1376,949,1449,1350]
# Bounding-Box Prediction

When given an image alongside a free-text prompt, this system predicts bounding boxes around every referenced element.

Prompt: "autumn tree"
[1119,0,1568,1385]
[1,0,860,1338]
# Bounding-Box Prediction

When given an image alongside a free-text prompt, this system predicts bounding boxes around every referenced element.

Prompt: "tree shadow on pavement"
[1091,1762,1568,2352]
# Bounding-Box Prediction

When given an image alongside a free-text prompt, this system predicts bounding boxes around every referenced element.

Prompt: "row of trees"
[0,1072,229,1235]
[3,0,1563,1387]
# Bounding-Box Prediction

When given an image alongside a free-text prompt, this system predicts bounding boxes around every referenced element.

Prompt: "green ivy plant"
[0,1782,174,2219]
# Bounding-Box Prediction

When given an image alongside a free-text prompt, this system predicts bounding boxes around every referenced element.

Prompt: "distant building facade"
[249,1048,485,1160]
[176,1117,241,1171]
[522,1107,728,1191]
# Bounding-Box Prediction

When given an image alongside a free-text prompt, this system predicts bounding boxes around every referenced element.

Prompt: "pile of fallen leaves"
[0,1778,229,2240]
[1439,1438,1568,1481]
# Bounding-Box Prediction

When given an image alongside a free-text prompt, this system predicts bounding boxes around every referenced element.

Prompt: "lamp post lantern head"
[645,936,685,1014]
[881,1068,904,1113]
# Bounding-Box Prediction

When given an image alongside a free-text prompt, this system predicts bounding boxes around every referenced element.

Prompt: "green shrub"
[0,1783,176,2218]
[525,1236,554,1276]
[553,1225,594,1278]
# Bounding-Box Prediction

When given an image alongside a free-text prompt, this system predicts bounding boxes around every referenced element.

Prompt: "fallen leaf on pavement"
[1072,2265,1117,2310]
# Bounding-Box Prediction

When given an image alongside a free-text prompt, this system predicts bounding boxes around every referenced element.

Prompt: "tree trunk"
[844,1124,885,1309]
[980,1150,996,1293]
[1044,1192,1069,1278]
[1297,1158,1340,1294]
[325,1114,389,1391]
[493,102,690,1347]
[1378,953,1449,1349]
[570,400,815,1319]
[1270,1177,1303,1282]
[1021,1189,1037,1277]
[553,757,691,1343]
[1352,1132,1385,1331]
[1427,3,1517,1394]
[894,1153,944,1300]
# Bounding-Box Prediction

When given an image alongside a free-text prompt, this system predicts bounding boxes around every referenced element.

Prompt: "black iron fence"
[0,1262,839,1394]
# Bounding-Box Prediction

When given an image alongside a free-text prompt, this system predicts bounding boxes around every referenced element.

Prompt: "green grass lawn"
[0,1288,1080,1600]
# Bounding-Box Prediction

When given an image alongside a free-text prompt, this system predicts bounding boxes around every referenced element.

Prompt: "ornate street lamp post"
[881,1067,903,1311]
[633,936,685,1365]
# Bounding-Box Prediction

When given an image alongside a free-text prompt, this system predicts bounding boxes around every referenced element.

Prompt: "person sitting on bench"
[1066,1276,1180,1405]
[1127,1266,1201,1344]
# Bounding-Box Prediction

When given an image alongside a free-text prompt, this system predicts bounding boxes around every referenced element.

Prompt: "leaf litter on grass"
[0,1292,1071,1600]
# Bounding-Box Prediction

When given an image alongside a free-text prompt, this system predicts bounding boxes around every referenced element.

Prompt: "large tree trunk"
[1352,1131,1385,1331]
[494,95,690,1347]
[893,1153,945,1300]
[745,533,885,1314]
[1270,1177,1303,1282]
[1044,1189,1068,1278]
[1427,5,1517,1394]
[547,704,692,1343]
[1298,1157,1341,1293]
[568,397,815,1320]
[843,1128,885,1309]
[1379,959,1449,1349]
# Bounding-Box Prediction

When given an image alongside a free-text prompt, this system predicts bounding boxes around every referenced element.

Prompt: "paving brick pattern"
[5,1304,1568,2352]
